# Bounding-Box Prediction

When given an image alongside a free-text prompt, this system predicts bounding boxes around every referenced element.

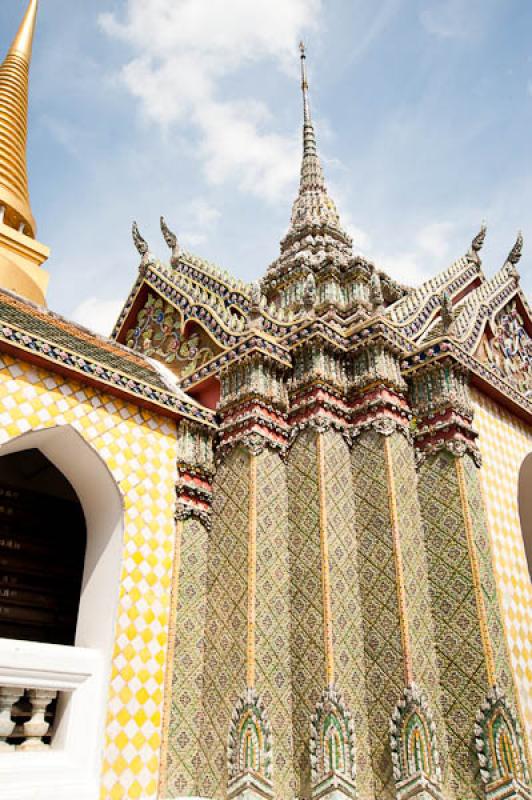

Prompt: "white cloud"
[99,0,321,203]
[71,297,124,336]
[371,222,457,287]
[173,198,221,249]
[415,221,454,259]
[419,0,487,39]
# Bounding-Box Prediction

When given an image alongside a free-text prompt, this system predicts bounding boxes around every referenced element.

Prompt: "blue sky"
[1,0,531,333]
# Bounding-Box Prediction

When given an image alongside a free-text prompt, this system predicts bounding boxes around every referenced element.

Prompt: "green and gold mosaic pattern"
[199,448,249,798]
[418,451,488,798]
[287,430,325,799]
[351,430,404,800]
[163,518,209,797]
[323,431,373,800]
[255,449,295,798]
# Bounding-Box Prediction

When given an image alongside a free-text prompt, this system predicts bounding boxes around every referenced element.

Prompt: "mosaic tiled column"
[320,429,373,800]
[160,420,215,797]
[350,427,445,800]
[287,428,325,800]
[199,447,249,799]
[161,517,210,797]
[253,447,295,800]
[347,335,447,800]
[413,361,530,799]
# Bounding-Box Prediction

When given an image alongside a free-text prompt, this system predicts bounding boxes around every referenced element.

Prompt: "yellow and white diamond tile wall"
[473,389,532,743]
[0,354,178,800]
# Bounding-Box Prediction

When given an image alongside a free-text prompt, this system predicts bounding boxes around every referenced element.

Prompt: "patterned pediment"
[475,297,532,399]
[125,293,219,379]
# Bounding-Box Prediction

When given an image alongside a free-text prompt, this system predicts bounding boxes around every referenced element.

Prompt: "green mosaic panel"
[166,517,209,797]
[418,451,488,799]
[323,431,374,800]
[389,435,449,777]
[464,456,520,718]
[350,430,404,800]
[199,448,249,799]
[287,430,325,799]
[255,448,296,798]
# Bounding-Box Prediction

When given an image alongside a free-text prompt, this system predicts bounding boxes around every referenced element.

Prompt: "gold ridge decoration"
[317,433,335,688]
[455,457,496,687]
[126,294,214,377]
[247,453,257,689]
[384,437,414,687]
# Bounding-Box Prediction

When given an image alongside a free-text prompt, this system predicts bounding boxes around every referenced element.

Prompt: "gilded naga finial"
[470,222,487,256]
[440,289,455,332]
[132,221,152,266]
[160,216,180,265]
[507,231,523,266]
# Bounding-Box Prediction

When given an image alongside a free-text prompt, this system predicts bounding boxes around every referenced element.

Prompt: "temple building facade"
[0,3,531,800]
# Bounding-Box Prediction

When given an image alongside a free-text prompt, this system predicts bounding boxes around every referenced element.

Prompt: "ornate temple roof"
[106,44,531,420]
[0,286,215,427]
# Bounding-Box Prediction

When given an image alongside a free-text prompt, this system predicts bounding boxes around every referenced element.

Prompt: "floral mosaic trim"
[309,684,357,785]
[227,687,273,781]
[475,687,530,786]
[390,684,442,784]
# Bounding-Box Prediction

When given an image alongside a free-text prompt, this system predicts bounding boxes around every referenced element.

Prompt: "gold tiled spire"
[0,0,49,306]
[0,0,38,236]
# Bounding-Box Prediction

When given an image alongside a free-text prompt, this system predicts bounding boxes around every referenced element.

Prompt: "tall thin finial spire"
[9,0,38,62]
[0,0,39,236]
[288,42,344,233]
[0,0,49,308]
[300,41,311,125]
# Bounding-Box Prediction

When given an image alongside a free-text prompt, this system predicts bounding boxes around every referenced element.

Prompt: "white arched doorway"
[0,425,124,800]
[518,452,532,581]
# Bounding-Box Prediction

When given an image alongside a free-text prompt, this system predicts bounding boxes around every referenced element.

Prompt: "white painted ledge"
[0,638,105,800]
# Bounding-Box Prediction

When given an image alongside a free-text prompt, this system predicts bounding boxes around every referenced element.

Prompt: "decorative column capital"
[407,354,481,467]
[217,335,291,457]
[346,335,412,442]
[175,420,216,529]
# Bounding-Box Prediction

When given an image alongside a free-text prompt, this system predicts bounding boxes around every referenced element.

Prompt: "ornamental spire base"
[0,221,49,305]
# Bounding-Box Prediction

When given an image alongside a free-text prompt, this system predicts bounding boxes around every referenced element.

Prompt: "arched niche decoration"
[227,688,272,783]
[0,448,87,645]
[0,425,124,785]
[475,687,529,788]
[390,685,442,789]
[0,425,124,653]
[310,685,356,791]
[518,452,532,581]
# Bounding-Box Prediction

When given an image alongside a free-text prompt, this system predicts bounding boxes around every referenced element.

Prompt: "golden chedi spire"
[0,0,50,306]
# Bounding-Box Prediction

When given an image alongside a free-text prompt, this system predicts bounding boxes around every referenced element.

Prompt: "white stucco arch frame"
[0,424,125,800]
[518,451,532,582]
